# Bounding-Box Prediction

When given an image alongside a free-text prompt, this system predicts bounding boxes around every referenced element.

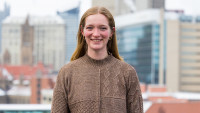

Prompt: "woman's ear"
[110,27,115,37]
[112,27,115,32]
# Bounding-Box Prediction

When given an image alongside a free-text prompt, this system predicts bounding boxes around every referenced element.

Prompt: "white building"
[1,17,24,65]
[31,16,66,71]
[41,89,53,104]
[1,16,66,71]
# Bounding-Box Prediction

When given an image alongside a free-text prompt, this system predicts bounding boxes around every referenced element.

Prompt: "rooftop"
[7,86,30,96]
[146,102,200,113]
[115,9,161,28]
[1,62,49,80]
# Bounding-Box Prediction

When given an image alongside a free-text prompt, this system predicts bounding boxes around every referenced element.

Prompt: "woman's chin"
[89,46,105,51]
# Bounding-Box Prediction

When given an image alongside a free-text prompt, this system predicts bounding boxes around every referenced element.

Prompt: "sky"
[0,0,81,16]
[0,0,200,16]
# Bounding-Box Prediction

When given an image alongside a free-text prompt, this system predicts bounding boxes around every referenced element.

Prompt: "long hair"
[70,6,123,61]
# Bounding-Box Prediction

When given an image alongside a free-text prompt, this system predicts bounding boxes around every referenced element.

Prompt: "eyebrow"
[85,24,109,27]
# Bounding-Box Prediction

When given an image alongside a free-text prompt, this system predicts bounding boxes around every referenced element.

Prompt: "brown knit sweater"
[51,54,143,113]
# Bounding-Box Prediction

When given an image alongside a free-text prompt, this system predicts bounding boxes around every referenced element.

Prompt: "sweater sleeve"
[51,67,70,113]
[126,68,143,113]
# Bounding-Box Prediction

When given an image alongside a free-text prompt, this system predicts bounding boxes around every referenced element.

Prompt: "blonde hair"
[70,6,123,61]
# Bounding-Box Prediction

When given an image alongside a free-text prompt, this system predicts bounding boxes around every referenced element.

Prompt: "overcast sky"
[0,0,200,16]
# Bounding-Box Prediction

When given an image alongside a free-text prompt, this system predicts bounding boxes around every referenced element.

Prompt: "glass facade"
[57,7,79,63]
[179,15,193,23]
[117,23,160,84]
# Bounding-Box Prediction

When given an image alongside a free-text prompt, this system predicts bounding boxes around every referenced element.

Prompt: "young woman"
[51,6,143,113]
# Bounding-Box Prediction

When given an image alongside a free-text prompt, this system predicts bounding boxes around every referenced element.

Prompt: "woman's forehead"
[85,14,109,26]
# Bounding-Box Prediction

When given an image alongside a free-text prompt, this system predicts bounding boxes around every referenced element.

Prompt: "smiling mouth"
[90,39,103,42]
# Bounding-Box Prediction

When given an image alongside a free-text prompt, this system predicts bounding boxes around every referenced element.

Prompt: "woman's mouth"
[90,39,103,42]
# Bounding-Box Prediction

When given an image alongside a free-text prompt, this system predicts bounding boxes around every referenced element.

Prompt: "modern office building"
[166,15,200,93]
[116,9,200,92]
[57,7,79,63]
[0,3,10,54]
[115,9,165,84]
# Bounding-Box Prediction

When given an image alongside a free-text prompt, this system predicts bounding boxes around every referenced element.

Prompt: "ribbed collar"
[81,53,115,68]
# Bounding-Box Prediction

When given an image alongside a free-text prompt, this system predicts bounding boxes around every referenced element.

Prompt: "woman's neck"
[87,49,108,60]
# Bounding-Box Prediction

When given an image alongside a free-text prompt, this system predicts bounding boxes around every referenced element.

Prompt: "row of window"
[181,66,200,70]
[181,59,200,63]
[181,43,200,47]
[117,23,160,84]
[181,51,200,55]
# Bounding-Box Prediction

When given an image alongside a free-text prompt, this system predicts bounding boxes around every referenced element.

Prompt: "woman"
[51,6,143,113]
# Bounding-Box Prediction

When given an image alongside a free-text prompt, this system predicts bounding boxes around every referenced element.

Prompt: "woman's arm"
[51,67,70,113]
[126,68,143,113]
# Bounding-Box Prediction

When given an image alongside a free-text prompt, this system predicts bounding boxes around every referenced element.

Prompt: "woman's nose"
[93,28,100,37]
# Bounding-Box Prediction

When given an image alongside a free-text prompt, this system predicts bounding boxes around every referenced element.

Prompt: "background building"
[31,73,54,104]
[32,16,66,71]
[115,8,200,93]
[90,0,165,16]
[115,9,164,84]
[0,62,53,104]
[57,7,79,63]
[1,17,23,65]
[166,15,200,93]
[0,88,6,103]
[21,16,34,66]
[91,0,136,16]
[41,89,53,104]
[1,16,66,71]
[135,0,165,11]
[7,85,30,104]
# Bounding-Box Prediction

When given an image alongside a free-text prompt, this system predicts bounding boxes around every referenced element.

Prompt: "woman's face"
[82,14,112,53]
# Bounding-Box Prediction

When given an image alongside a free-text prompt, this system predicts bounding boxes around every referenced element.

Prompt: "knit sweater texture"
[51,54,143,113]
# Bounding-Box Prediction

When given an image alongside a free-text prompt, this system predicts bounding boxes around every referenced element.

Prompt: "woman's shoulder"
[59,57,84,72]
[114,58,136,71]
[66,57,84,66]
[112,58,138,79]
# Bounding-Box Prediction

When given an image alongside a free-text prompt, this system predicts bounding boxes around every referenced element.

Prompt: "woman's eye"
[86,27,93,30]
[100,27,107,30]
